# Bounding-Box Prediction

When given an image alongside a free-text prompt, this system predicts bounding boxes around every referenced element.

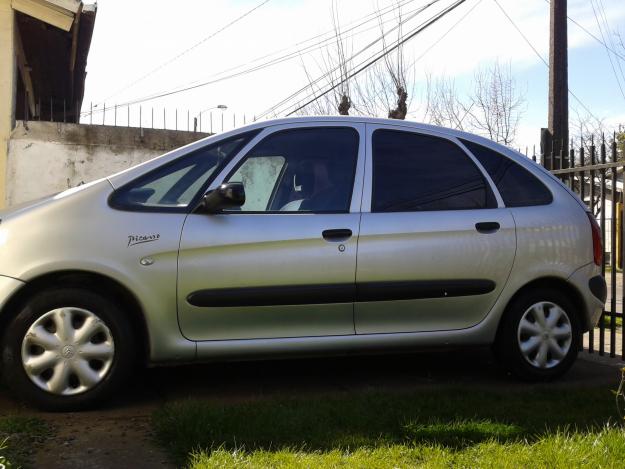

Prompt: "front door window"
[224,127,360,213]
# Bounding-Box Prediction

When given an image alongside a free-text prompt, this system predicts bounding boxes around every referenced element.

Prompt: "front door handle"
[322,229,352,241]
[475,222,500,233]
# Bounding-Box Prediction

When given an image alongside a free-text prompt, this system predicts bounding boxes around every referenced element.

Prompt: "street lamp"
[194,104,227,132]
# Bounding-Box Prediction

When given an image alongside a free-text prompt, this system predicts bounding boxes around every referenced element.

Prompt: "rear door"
[177,123,365,341]
[354,125,516,334]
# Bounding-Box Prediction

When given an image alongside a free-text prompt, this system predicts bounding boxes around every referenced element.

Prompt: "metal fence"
[548,136,624,359]
[22,96,257,134]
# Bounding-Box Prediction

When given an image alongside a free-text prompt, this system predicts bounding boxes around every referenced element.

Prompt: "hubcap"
[517,301,572,369]
[21,308,115,396]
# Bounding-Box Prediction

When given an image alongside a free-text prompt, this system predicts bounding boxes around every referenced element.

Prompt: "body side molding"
[186,279,496,307]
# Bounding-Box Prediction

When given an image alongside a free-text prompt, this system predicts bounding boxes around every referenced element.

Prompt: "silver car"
[0,117,606,410]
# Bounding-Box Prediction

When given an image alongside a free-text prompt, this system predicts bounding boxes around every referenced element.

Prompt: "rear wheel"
[496,288,580,381]
[1,288,134,411]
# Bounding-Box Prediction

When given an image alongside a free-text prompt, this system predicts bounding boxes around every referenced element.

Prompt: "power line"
[97,0,272,105]
[590,0,625,99]
[178,0,420,91]
[492,0,546,66]
[406,0,483,70]
[199,0,415,87]
[491,0,601,124]
[542,0,625,62]
[594,0,625,98]
[404,0,483,120]
[281,0,469,118]
[256,0,445,119]
[258,0,444,119]
[83,0,425,116]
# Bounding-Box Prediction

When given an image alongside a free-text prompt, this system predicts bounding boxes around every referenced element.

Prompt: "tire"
[1,287,135,411]
[495,288,581,381]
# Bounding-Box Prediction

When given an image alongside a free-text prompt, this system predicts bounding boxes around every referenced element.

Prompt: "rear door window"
[372,129,496,212]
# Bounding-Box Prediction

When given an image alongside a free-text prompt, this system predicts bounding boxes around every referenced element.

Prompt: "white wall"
[7,121,208,206]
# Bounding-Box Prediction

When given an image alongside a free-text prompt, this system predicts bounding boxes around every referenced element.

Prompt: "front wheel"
[496,288,580,381]
[1,288,135,411]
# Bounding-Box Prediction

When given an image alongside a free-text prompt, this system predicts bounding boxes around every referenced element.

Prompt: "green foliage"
[0,416,50,468]
[617,368,625,422]
[617,130,625,160]
[0,438,9,469]
[186,429,625,468]
[152,387,622,468]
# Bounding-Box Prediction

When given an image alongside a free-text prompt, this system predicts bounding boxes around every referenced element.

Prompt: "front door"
[355,125,516,334]
[177,124,365,341]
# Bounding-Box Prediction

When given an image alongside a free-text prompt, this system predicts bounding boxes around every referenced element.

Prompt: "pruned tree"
[298,0,414,119]
[298,0,353,116]
[353,1,414,119]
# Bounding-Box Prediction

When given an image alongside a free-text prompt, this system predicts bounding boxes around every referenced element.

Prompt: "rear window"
[460,139,553,207]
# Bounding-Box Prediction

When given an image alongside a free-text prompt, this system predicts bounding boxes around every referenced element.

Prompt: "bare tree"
[298,0,353,116]
[424,61,525,146]
[353,2,414,119]
[423,74,470,130]
[298,0,414,118]
[465,62,524,145]
[570,109,606,164]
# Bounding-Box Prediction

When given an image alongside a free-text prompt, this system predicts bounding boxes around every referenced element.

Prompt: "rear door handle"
[475,222,500,233]
[322,229,352,241]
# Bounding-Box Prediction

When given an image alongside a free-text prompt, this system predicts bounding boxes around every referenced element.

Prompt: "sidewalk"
[583,327,624,360]
[605,269,623,316]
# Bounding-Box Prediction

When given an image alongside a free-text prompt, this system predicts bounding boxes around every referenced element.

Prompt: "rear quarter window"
[460,139,553,207]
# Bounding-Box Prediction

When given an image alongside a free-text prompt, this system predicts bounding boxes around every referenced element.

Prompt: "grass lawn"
[153,386,625,468]
[601,314,623,328]
[0,416,50,468]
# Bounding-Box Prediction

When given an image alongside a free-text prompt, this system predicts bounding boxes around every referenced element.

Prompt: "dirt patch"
[33,413,172,469]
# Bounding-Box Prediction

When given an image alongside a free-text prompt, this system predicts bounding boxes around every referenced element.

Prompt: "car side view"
[0,117,606,410]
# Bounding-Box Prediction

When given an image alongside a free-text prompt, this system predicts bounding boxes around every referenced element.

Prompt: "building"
[1,0,96,208]
[0,0,207,207]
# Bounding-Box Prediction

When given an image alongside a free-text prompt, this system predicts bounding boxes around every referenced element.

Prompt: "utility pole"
[543,0,568,169]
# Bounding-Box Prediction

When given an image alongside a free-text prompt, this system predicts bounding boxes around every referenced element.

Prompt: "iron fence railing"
[22,96,256,134]
[548,136,623,359]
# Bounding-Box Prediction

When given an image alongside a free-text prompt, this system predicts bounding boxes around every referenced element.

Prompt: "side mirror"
[197,182,245,214]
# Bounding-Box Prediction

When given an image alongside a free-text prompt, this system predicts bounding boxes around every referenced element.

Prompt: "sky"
[79,0,625,150]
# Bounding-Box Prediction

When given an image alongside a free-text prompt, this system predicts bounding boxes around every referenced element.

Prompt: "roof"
[108,116,547,190]
[14,1,97,123]
[216,115,519,153]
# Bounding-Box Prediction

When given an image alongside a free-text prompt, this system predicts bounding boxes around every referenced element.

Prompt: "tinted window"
[224,127,359,213]
[460,139,553,207]
[111,131,258,211]
[372,130,495,212]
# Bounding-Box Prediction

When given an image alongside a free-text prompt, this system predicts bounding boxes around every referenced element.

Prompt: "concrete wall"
[0,0,15,209]
[7,121,209,206]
